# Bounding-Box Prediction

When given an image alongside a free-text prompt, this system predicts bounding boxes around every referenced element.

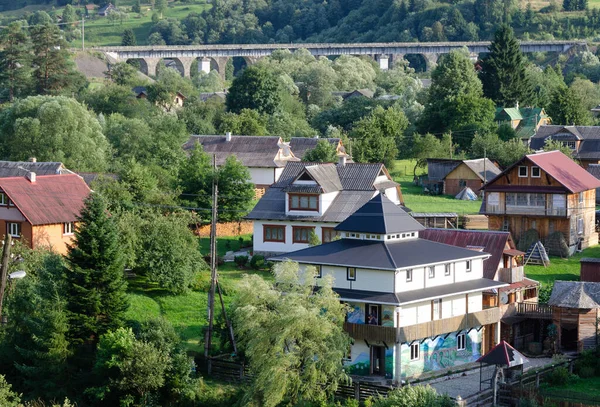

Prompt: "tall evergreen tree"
[64,194,128,354]
[0,22,32,102]
[121,28,137,46]
[480,24,533,107]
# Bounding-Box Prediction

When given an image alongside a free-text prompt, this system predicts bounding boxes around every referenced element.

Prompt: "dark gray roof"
[77,172,119,186]
[427,159,462,182]
[549,281,600,308]
[132,86,147,96]
[289,138,341,159]
[531,126,600,159]
[270,238,490,271]
[183,135,299,168]
[335,194,424,234]
[199,92,227,102]
[581,257,600,263]
[0,161,69,178]
[460,158,502,182]
[304,164,342,193]
[587,164,600,179]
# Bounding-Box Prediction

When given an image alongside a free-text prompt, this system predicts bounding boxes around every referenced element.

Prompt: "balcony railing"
[485,205,567,217]
[343,308,500,344]
[515,302,552,319]
[498,266,524,284]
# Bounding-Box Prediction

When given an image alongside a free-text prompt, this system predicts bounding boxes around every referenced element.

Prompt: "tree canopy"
[226,66,282,115]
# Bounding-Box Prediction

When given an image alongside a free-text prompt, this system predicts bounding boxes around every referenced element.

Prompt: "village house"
[0,173,90,255]
[97,2,116,16]
[183,134,345,197]
[530,125,600,168]
[495,106,551,142]
[133,86,186,108]
[0,160,73,177]
[586,164,600,204]
[480,150,600,255]
[424,158,501,197]
[271,194,506,382]
[420,229,540,350]
[246,159,403,255]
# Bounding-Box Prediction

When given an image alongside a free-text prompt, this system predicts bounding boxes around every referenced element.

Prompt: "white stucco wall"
[399,293,479,327]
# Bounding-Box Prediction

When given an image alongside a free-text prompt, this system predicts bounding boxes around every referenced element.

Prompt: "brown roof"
[483,151,600,193]
[0,174,90,226]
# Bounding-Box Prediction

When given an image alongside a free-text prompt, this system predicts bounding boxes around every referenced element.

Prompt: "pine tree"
[0,22,32,102]
[480,24,533,106]
[121,28,137,46]
[64,194,128,352]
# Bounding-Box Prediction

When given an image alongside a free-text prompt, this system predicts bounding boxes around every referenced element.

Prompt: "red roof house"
[0,173,91,254]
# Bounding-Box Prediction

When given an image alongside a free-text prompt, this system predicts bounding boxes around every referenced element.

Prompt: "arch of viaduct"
[95,41,586,77]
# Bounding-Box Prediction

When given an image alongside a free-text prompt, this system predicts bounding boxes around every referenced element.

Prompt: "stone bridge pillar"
[213,57,230,78]
[423,53,440,71]
[144,57,161,77]
[179,57,196,78]
[376,54,390,71]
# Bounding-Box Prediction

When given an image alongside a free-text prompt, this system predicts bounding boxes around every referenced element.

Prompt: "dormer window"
[289,194,318,211]
[518,166,528,178]
[531,166,541,178]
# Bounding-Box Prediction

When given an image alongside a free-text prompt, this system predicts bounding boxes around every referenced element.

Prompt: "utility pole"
[204,155,218,358]
[0,234,12,323]
[82,18,85,50]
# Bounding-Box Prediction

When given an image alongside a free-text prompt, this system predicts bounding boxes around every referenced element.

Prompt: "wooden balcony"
[498,266,524,284]
[344,308,500,344]
[485,204,566,217]
[515,302,553,319]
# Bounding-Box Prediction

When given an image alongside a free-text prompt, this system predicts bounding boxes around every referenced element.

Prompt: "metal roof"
[477,341,527,367]
[0,161,70,178]
[531,125,600,159]
[580,257,600,263]
[549,281,600,308]
[269,237,490,271]
[427,159,462,182]
[459,158,502,182]
[0,174,91,226]
[304,164,342,193]
[334,194,424,234]
[419,229,515,280]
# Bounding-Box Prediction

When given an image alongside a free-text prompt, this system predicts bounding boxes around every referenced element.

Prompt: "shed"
[580,258,600,283]
[443,158,501,197]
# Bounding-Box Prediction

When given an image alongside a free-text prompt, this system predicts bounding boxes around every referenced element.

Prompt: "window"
[406,269,412,282]
[506,193,545,207]
[347,267,356,281]
[445,264,451,276]
[0,193,6,206]
[531,166,541,178]
[8,222,20,238]
[410,343,420,361]
[459,179,467,188]
[322,227,339,243]
[577,216,584,235]
[293,226,314,243]
[428,266,435,278]
[63,222,75,235]
[562,140,577,150]
[518,166,528,177]
[457,333,466,351]
[314,265,322,278]
[264,225,285,242]
[466,260,471,272]
[289,194,319,211]
[579,192,584,205]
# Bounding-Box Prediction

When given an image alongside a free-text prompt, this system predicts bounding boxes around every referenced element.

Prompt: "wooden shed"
[580,258,600,282]
[548,281,600,352]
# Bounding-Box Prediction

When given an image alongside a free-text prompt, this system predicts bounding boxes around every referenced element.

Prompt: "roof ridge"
[382,242,398,269]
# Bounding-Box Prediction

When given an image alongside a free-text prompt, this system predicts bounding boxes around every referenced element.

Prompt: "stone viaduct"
[95,41,586,77]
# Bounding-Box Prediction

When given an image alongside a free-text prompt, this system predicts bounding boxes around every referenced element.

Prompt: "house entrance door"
[370,346,385,376]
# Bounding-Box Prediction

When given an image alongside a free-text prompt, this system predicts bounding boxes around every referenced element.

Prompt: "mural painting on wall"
[400,329,482,378]
[345,346,395,379]
[347,303,365,324]
[382,307,394,327]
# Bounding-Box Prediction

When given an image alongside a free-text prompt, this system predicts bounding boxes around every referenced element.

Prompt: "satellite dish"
[500,292,509,305]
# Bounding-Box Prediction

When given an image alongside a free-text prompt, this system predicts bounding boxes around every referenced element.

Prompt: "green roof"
[495,107,523,121]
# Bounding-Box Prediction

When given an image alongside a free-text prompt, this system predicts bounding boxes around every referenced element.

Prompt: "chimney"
[27,172,36,183]
[29,157,36,163]
[515,101,519,109]
[225,132,232,142]
[338,155,347,167]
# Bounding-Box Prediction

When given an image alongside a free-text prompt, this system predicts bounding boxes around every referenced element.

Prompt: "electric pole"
[82,18,85,50]
[204,155,218,358]
[0,234,12,322]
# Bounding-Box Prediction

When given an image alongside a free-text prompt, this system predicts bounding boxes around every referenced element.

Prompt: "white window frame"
[314,265,322,278]
[8,222,20,238]
[518,166,528,178]
[457,333,466,351]
[410,342,420,361]
[466,260,471,272]
[406,269,412,282]
[63,222,75,235]
[428,266,435,279]
[347,267,356,281]
[531,166,541,178]
[445,263,451,276]
[0,192,7,206]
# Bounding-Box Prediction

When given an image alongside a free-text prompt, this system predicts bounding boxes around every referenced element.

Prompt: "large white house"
[271,194,506,383]
[246,159,404,255]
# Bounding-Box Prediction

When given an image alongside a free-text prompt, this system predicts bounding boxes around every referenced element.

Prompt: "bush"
[545,231,569,257]
[234,255,248,268]
[517,229,540,252]
[369,385,453,407]
[250,254,266,270]
[546,366,577,386]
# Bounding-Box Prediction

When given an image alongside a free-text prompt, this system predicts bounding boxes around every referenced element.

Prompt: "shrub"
[250,254,266,270]
[546,366,577,386]
[370,385,452,407]
[234,255,248,268]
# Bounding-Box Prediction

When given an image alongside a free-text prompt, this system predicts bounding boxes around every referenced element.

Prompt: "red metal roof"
[419,229,514,280]
[499,278,539,293]
[0,174,90,226]
[476,340,527,367]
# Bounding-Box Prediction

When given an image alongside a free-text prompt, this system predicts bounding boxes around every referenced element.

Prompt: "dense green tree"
[177,98,223,135]
[62,4,76,26]
[312,97,390,134]
[147,67,194,112]
[64,195,128,356]
[226,66,281,115]
[121,28,137,46]
[136,212,205,293]
[84,84,150,118]
[232,261,350,407]
[218,109,268,135]
[411,133,456,176]
[526,65,566,109]
[132,0,141,13]
[351,106,408,168]
[543,138,575,157]
[155,0,168,17]
[193,70,226,92]
[370,385,454,407]
[0,376,20,407]
[471,132,530,167]
[30,24,86,95]
[303,139,339,162]
[0,22,32,102]
[110,62,143,87]
[547,84,593,125]
[0,96,109,172]
[480,24,532,106]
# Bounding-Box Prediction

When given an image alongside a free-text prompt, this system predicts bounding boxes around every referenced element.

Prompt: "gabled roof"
[477,341,527,367]
[304,164,342,193]
[530,125,600,155]
[427,159,462,182]
[419,229,515,280]
[183,135,300,168]
[587,164,600,181]
[289,138,341,159]
[0,161,71,178]
[0,174,90,226]
[549,281,600,309]
[335,194,424,234]
[496,107,523,121]
[482,150,600,194]
[458,158,502,182]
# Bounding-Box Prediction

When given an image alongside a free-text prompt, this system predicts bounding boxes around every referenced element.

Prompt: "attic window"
[0,193,6,206]
[297,172,313,181]
[289,194,319,211]
[518,166,528,178]
[531,166,541,178]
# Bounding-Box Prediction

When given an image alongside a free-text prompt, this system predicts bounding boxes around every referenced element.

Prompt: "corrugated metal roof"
[419,228,514,280]
[0,161,69,178]
[496,107,524,121]
[0,174,91,226]
[460,158,502,182]
[289,138,340,159]
[549,281,600,309]
[335,194,424,234]
[499,277,539,293]
[269,237,490,270]
[305,164,342,193]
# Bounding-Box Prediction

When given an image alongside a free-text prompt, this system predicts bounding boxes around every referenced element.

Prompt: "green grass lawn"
[391,159,483,215]
[525,245,600,287]
[542,376,600,403]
